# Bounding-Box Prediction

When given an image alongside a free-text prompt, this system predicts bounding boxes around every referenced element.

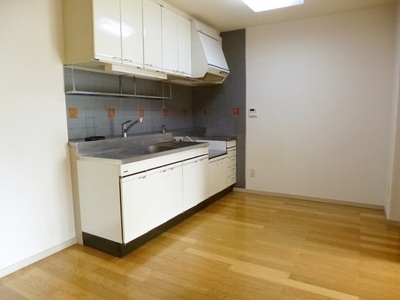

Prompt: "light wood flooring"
[1,191,400,300]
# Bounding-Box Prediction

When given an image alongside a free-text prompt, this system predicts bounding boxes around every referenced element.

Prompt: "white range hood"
[169,20,230,86]
[191,20,230,84]
[170,20,230,86]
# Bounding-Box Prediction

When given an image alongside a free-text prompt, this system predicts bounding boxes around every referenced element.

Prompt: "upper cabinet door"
[92,0,122,63]
[178,15,191,76]
[143,0,163,71]
[120,0,144,68]
[162,8,178,74]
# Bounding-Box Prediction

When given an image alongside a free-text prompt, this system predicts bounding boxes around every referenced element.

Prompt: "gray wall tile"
[65,70,193,140]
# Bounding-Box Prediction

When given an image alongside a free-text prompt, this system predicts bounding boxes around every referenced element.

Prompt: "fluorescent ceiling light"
[242,0,304,12]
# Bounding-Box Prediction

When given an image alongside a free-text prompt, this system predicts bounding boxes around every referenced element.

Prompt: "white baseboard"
[0,238,77,279]
[232,187,384,210]
[385,219,400,227]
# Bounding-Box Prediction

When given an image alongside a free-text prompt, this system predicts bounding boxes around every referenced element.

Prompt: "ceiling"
[162,0,397,32]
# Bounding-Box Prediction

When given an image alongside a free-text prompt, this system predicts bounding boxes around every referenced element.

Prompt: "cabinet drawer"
[227,174,236,186]
[120,149,196,176]
[228,156,236,167]
[228,147,236,158]
[227,165,236,177]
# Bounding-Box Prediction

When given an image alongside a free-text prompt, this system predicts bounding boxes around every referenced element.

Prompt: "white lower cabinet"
[120,162,183,244]
[120,172,148,243]
[227,146,237,187]
[165,163,184,219]
[208,155,228,197]
[183,155,209,210]
[78,146,228,248]
[146,166,168,230]
[146,162,182,230]
[208,146,237,196]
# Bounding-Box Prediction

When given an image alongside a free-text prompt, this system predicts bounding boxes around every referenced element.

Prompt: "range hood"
[192,20,230,84]
[169,20,229,86]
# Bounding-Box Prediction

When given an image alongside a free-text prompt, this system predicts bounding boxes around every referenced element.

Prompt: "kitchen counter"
[68,131,236,251]
[201,136,237,141]
[174,135,236,159]
[69,132,236,164]
[78,141,208,165]
[174,135,237,142]
[69,133,208,165]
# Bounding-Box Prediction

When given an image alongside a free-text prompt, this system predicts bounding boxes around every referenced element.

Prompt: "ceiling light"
[242,0,304,12]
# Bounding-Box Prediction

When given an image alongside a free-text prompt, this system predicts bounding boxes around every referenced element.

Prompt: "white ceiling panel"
[162,0,397,32]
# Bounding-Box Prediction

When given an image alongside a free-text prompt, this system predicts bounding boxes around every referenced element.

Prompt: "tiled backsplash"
[65,68,193,139]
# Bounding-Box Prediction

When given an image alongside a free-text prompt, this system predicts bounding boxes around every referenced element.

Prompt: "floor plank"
[1,191,400,300]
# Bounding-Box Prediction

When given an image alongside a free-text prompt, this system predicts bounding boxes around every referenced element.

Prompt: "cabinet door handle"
[95,54,120,61]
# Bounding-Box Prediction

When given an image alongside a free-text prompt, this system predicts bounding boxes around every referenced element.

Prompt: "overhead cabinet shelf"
[65,90,172,100]
[65,66,172,100]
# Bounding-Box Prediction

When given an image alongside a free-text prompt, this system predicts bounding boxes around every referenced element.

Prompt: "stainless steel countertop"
[78,141,208,165]
[174,135,237,142]
[69,132,235,165]
[201,136,237,141]
[69,133,175,155]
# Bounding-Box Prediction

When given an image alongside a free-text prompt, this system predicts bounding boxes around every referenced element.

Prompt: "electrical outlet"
[250,169,255,177]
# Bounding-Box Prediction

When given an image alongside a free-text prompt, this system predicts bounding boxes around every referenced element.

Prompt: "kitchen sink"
[77,139,209,163]
[146,145,176,153]
[105,141,199,160]
[73,132,209,165]
[115,145,174,157]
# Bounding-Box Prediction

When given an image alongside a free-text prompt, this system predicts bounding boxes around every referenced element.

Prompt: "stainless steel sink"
[110,142,191,159]
[146,145,176,153]
[81,140,207,162]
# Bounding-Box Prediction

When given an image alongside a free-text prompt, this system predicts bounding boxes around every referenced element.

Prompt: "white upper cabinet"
[92,0,122,64]
[162,8,191,76]
[63,0,193,78]
[177,15,191,76]
[63,0,144,68]
[143,0,163,71]
[162,8,178,74]
[120,0,144,68]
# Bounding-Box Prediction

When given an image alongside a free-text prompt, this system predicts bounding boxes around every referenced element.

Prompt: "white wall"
[387,1,400,221]
[0,0,76,277]
[246,6,396,206]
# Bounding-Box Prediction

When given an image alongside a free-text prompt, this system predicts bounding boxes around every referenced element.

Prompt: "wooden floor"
[1,192,400,300]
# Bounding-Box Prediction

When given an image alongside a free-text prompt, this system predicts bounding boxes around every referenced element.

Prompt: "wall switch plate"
[249,108,258,117]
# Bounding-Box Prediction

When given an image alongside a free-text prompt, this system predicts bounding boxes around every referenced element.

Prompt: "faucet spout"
[122,118,143,137]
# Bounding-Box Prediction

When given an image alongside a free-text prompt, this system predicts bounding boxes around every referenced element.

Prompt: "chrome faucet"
[161,125,166,133]
[122,118,143,137]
